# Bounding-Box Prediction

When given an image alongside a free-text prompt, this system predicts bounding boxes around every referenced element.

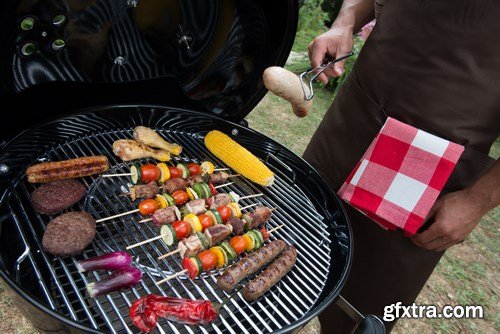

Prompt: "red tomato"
[260,227,270,240]
[198,250,217,271]
[138,199,158,215]
[217,206,232,223]
[198,214,214,230]
[182,257,199,279]
[229,236,247,255]
[168,166,182,179]
[172,220,191,240]
[188,163,202,176]
[172,190,189,205]
[140,164,161,182]
[208,182,217,195]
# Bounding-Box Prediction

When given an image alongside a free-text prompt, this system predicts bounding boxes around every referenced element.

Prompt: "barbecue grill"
[0,1,384,333]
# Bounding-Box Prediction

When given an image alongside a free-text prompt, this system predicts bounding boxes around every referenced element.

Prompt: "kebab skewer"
[95,182,234,223]
[125,203,264,250]
[157,225,284,284]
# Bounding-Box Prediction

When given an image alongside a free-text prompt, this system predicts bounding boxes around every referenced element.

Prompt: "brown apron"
[302,0,500,332]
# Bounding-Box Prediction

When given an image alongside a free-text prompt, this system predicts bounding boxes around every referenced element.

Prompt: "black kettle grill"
[0,1,384,333]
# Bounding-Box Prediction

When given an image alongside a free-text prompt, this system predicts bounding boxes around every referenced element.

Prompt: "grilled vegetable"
[217,206,232,223]
[204,130,275,187]
[130,163,141,184]
[77,251,132,273]
[86,267,142,298]
[157,163,170,182]
[130,294,218,332]
[138,199,159,215]
[198,250,217,271]
[172,190,189,205]
[177,163,190,178]
[229,236,247,255]
[227,202,242,218]
[182,257,202,279]
[209,246,227,268]
[155,194,168,209]
[168,166,182,179]
[220,241,237,260]
[198,214,214,230]
[162,193,175,206]
[200,161,215,175]
[141,164,161,183]
[161,224,177,246]
[184,214,202,232]
[206,209,223,225]
[188,163,202,176]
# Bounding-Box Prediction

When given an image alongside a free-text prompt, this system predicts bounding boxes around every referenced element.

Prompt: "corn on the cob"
[204,130,275,187]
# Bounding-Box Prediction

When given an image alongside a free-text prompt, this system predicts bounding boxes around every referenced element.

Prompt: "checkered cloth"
[338,117,464,235]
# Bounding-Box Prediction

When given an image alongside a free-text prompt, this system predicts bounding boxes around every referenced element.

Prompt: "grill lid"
[0,0,298,129]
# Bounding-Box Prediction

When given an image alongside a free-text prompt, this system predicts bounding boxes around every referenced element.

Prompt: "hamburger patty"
[42,211,96,256]
[31,179,86,215]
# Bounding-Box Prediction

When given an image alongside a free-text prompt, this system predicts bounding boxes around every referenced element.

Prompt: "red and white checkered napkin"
[338,117,464,235]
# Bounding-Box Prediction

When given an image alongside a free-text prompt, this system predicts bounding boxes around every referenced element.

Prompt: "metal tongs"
[299,51,354,100]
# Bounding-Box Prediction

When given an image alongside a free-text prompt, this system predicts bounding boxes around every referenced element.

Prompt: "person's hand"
[410,190,486,252]
[307,26,354,84]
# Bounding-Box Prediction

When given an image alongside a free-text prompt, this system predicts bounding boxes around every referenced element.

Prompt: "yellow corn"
[204,130,275,187]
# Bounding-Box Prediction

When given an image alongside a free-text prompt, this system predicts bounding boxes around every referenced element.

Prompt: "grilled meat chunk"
[130,181,159,201]
[31,179,86,215]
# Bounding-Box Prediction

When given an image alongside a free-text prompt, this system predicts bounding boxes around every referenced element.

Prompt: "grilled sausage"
[217,240,286,292]
[26,156,109,183]
[242,245,297,301]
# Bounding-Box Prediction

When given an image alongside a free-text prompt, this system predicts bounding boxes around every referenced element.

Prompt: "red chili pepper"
[130,294,219,333]
[208,182,218,196]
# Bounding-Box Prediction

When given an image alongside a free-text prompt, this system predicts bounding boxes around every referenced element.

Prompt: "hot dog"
[216,240,286,292]
[242,245,297,301]
[26,156,109,183]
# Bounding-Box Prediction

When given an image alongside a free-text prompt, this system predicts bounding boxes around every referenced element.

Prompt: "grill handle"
[265,152,297,184]
[337,295,386,334]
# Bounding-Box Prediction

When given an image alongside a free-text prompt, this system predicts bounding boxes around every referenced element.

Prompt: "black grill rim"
[0,104,353,333]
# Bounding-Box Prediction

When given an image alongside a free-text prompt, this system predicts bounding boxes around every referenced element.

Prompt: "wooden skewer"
[157,248,181,260]
[214,182,234,189]
[214,168,230,171]
[96,209,140,223]
[240,203,259,211]
[226,174,241,178]
[268,224,284,233]
[138,217,152,223]
[126,234,164,250]
[270,207,278,212]
[101,172,133,177]
[157,269,188,285]
[239,193,263,200]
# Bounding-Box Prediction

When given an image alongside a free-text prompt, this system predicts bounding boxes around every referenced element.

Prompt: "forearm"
[466,159,500,214]
[332,0,375,33]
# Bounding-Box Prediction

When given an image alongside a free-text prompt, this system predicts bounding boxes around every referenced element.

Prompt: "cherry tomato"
[198,214,214,230]
[229,236,247,255]
[208,182,218,196]
[172,190,189,205]
[140,164,161,183]
[188,163,202,176]
[138,199,159,215]
[217,206,232,223]
[182,257,200,279]
[172,220,191,240]
[198,250,217,271]
[168,166,182,179]
[260,227,270,240]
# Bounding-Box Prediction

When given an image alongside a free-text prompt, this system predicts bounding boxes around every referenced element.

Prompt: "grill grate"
[1,108,350,334]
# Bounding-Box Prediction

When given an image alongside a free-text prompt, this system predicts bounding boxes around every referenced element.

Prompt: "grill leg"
[336,295,386,334]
